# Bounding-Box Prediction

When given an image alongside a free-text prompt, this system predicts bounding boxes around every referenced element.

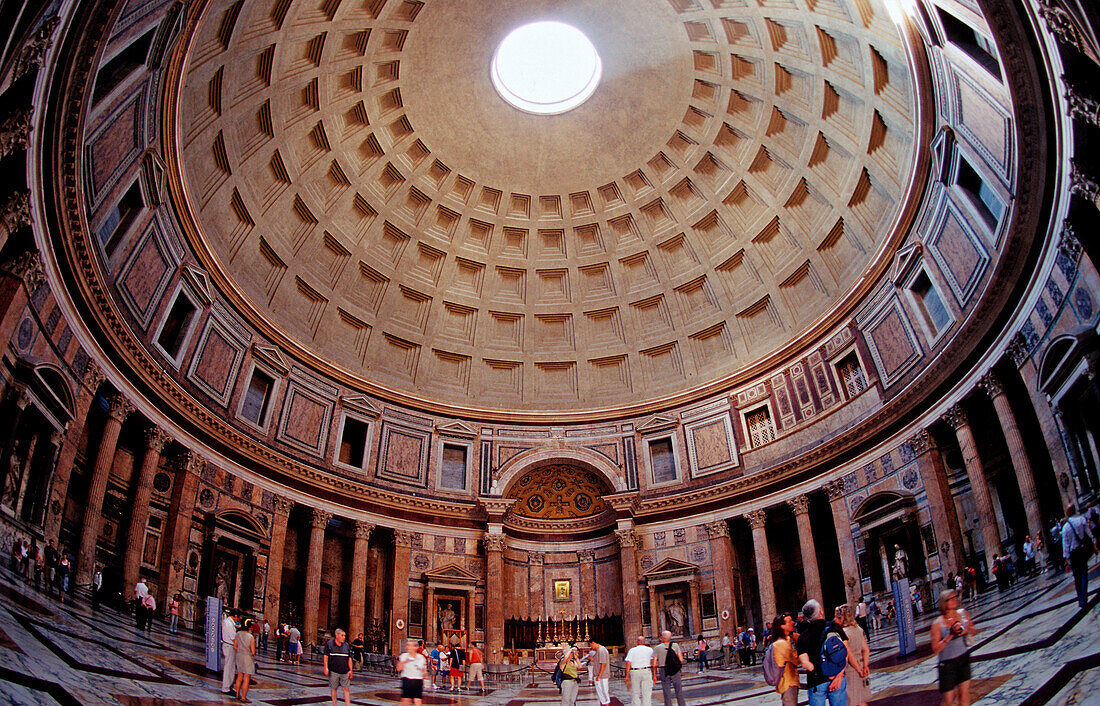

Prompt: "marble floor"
[0,564,1097,705]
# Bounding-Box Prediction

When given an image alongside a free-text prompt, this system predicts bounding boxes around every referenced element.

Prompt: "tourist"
[275,623,285,662]
[323,627,353,706]
[589,639,611,706]
[167,594,179,634]
[748,628,757,665]
[18,539,28,579]
[447,642,465,691]
[141,591,156,632]
[56,553,69,603]
[624,635,656,706]
[557,646,581,706]
[428,642,442,689]
[855,598,868,634]
[886,602,896,625]
[1050,520,1064,566]
[44,540,58,597]
[350,633,365,667]
[233,616,256,703]
[931,589,977,706]
[397,639,427,705]
[91,566,103,610]
[261,619,269,651]
[868,596,880,632]
[1062,504,1094,608]
[768,614,799,706]
[1022,536,1036,576]
[221,610,238,696]
[134,578,149,628]
[653,630,686,706]
[838,606,870,706]
[288,624,302,664]
[796,599,847,706]
[467,641,485,692]
[696,634,709,672]
[32,541,43,589]
[737,626,751,667]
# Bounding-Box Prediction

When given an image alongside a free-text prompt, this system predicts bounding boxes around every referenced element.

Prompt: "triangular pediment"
[341,395,381,417]
[253,344,290,375]
[891,242,922,286]
[643,558,698,578]
[637,414,678,433]
[423,562,479,584]
[436,420,477,438]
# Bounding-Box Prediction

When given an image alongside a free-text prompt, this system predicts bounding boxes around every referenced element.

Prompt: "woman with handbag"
[558,647,581,706]
[931,590,978,706]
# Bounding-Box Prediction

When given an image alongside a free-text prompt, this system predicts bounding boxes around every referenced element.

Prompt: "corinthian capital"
[907,429,934,457]
[704,521,729,540]
[745,509,768,529]
[485,533,507,553]
[786,495,810,516]
[394,531,414,548]
[943,403,968,431]
[823,479,846,501]
[83,360,107,390]
[354,521,375,540]
[144,426,171,452]
[271,494,294,516]
[978,372,1004,399]
[1,247,42,290]
[614,529,639,549]
[577,547,595,563]
[107,395,135,421]
[311,508,333,529]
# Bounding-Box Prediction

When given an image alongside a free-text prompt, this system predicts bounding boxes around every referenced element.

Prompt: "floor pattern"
[0,564,1097,704]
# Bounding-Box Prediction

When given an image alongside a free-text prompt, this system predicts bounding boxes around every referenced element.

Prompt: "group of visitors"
[424,640,485,692]
[273,622,302,663]
[131,578,156,631]
[9,535,70,601]
[220,609,262,702]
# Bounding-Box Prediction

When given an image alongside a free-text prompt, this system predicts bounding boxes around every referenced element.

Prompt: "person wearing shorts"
[324,628,353,706]
[467,642,485,692]
[398,640,427,705]
[287,625,301,663]
[448,643,466,691]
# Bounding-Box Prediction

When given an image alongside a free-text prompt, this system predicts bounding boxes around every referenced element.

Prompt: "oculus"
[490,21,602,114]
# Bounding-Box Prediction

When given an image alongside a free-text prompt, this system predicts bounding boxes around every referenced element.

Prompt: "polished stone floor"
[0,562,1096,705]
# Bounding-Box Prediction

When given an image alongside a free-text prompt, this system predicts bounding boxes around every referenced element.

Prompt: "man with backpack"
[1063,504,1095,608]
[653,630,686,706]
[796,599,848,706]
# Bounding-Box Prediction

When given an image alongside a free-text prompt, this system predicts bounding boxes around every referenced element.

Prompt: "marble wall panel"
[117,225,173,327]
[377,423,430,486]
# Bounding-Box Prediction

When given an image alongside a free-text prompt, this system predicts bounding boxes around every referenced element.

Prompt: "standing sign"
[206,596,223,672]
[892,578,917,656]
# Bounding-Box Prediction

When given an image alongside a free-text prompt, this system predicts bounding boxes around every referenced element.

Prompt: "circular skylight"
[491,21,602,115]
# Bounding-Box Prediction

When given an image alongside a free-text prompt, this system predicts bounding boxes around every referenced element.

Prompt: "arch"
[850,490,916,524]
[33,364,74,416]
[493,445,626,497]
[1036,327,1099,398]
[215,509,266,540]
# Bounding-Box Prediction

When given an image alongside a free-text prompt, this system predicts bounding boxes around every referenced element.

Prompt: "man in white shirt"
[221,610,238,695]
[624,635,656,706]
[721,632,731,669]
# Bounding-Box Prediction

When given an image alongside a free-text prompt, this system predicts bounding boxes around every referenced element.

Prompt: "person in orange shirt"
[769,614,800,706]
[467,642,486,693]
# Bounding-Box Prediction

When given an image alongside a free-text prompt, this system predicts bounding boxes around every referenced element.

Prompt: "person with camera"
[930,590,978,706]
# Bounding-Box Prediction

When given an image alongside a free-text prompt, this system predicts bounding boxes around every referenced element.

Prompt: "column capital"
[786,495,810,515]
[184,453,206,476]
[485,533,507,553]
[823,479,846,501]
[1006,332,1030,368]
[271,494,294,516]
[577,547,595,563]
[82,361,107,391]
[614,528,640,549]
[528,551,545,565]
[0,248,42,290]
[144,426,171,452]
[978,372,1004,400]
[394,530,414,548]
[50,429,65,446]
[745,508,768,529]
[943,403,968,431]
[311,508,333,529]
[354,520,375,540]
[704,520,729,540]
[10,386,31,410]
[1060,220,1082,262]
[107,395,135,421]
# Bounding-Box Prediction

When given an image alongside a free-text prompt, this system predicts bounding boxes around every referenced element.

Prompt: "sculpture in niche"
[892,544,910,581]
[439,602,458,631]
[665,598,687,636]
[214,556,233,605]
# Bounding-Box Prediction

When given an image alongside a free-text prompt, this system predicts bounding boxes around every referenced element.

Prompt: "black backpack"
[665,644,682,676]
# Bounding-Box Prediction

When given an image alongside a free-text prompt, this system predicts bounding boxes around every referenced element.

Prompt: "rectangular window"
[837,352,867,398]
[240,368,274,426]
[746,407,776,448]
[98,180,144,256]
[337,416,369,469]
[440,443,468,490]
[956,158,1004,228]
[93,29,155,105]
[649,437,677,483]
[156,293,197,359]
[911,271,951,334]
[937,8,1001,79]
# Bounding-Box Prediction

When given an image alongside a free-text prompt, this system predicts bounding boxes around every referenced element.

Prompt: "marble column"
[787,495,821,603]
[370,545,386,622]
[578,548,597,619]
[746,509,775,623]
[303,508,332,644]
[264,495,293,626]
[391,530,413,654]
[529,552,545,618]
[485,532,506,662]
[688,578,702,635]
[615,527,643,640]
[76,395,134,586]
[157,454,202,608]
[705,520,739,637]
[426,586,437,644]
[122,426,171,592]
[647,585,661,633]
[908,430,967,578]
[945,403,1002,570]
[349,520,374,640]
[1011,343,1077,511]
[980,372,1045,544]
[824,481,862,605]
[45,362,104,545]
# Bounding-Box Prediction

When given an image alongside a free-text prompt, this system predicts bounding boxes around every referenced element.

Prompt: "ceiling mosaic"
[506,465,611,520]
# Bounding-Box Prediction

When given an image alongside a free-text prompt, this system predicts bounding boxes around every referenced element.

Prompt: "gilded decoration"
[506,465,610,520]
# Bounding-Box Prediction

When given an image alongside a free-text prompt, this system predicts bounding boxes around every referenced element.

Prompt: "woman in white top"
[398,640,427,705]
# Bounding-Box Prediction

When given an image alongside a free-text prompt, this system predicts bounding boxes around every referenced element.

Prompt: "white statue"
[439,604,457,631]
[892,544,910,581]
[665,599,686,635]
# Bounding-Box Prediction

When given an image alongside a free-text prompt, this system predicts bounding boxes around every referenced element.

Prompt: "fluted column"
[157,454,202,608]
[705,520,739,636]
[76,395,133,586]
[303,508,332,644]
[787,495,821,603]
[349,520,375,639]
[945,404,1002,570]
[578,548,597,619]
[980,373,1045,544]
[264,495,293,627]
[485,532,506,662]
[824,481,861,605]
[122,426,170,591]
[909,430,967,578]
[746,509,775,623]
[615,526,643,640]
[390,530,413,654]
[45,363,104,544]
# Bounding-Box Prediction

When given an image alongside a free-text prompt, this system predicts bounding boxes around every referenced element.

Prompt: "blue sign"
[206,596,223,672]
[892,579,917,656]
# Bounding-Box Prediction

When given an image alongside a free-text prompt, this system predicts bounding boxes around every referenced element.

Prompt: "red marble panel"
[192,327,237,397]
[120,237,168,317]
[868,307,916,377]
